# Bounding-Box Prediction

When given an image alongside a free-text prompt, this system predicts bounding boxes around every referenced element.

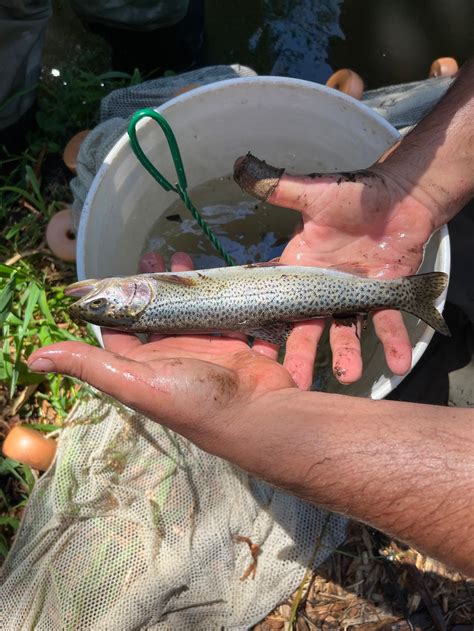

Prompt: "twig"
[20,199,40,214]
[5,247,49,266]
[287,513,333,629]
[233,535,261,580]
[11,383,40,415]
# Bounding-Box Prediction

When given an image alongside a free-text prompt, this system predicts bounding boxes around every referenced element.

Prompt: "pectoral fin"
[245,322,292,345]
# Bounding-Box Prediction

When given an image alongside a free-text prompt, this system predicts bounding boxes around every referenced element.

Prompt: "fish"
[65,265,450,344]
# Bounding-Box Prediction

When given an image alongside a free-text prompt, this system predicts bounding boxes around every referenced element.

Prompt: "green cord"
[128,109,235,266]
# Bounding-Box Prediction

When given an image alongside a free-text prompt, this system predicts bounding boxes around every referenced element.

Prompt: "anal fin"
[245,322,292,346]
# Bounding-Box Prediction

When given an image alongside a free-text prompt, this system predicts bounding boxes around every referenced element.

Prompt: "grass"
[0,55,143,559]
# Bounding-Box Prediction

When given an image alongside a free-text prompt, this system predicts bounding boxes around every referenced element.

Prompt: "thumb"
[233,153,370,212]
[27,342,157,411]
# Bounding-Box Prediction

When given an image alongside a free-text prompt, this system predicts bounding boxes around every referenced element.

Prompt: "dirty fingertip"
[233,155,246,170]
[139,252,165,273]
[385,344,412,376]
[233,153,285,201]
[332,352,363,385]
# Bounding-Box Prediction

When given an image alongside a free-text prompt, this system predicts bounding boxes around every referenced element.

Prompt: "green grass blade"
[27,423,60,432]
[25,166,46,214]
[38,289,55,325]
[0,534,10,558]
[18,282,41,338]
[0,275,16,325]
[0,185,44,212]
[0,515,20,529]
[0,264,27,280]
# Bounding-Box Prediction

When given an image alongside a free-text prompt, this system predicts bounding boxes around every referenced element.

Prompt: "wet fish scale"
[67,265,450,343]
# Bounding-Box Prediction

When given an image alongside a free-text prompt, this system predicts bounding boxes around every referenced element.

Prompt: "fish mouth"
[66,279,107,322]
[65,279,102,297]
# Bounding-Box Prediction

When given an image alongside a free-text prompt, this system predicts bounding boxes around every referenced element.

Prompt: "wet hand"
[27,253,295,453]
[234,153,437,389]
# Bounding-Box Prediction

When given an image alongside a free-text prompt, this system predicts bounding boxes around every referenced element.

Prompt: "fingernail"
[28,357,56,373]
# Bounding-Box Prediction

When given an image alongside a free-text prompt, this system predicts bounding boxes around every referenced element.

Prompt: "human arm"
[27,339,474,576]
[27,253,474,575]
[233,57,474,389]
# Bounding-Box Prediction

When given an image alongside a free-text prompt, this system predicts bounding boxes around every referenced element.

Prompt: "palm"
[280,172,435,279]
[117,334,293,399]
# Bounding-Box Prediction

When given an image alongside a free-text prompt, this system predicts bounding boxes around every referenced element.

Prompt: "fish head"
[66,277,153,327]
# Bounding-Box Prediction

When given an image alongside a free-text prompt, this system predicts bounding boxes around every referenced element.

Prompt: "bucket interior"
[78,78,449,399]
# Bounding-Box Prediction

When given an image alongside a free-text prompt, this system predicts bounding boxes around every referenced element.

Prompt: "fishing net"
[0,397,347,629]
[0,66,457,629]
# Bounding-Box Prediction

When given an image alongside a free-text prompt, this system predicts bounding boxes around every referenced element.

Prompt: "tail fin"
[404,272,450,336]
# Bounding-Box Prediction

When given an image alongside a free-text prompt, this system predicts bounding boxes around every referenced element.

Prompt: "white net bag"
[0,396,347,629]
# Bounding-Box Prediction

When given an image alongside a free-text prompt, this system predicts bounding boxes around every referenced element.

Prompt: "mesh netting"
[362,75,453,130]
[0,395,347,629]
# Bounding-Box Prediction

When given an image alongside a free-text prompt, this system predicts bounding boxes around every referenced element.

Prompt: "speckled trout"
[66,265,450,343]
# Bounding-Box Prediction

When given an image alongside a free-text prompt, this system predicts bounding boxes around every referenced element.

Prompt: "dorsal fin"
[327,262,372,277]
[243,258,282,269]
[154,274,198,286]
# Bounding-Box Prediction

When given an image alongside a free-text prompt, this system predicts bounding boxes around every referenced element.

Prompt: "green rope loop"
[128,109,235,266]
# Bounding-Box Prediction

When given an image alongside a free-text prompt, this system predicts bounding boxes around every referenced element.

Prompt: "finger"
[252,339,279,361]
[27,342,156,410]
[102,328,143,354]
[329,318,363,384]
[372,310,412,375]
[283,320,326,390]
[139,252,165,273]
[171,251,194,272]
[233,153,359,211]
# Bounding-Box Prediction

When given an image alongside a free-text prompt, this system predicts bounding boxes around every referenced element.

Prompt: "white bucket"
[77,77,449,399]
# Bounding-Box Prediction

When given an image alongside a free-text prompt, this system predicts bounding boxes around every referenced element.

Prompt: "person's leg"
[69,0,190,30]
[0,1,52,150]
[71,0,204,76]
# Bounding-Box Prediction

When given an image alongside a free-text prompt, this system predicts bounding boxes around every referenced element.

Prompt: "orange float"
[173,83,201,98]
[429,57,458,78]
[46,208,76,262]
[63,129,90,174]
[2,426,57,471]
[326,69,364,100]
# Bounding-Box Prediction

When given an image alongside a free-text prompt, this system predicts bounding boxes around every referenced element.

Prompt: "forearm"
[381,57,474,228]
[224,392,474,575]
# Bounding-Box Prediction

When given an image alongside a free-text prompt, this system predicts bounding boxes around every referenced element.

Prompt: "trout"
[66,265,450,343]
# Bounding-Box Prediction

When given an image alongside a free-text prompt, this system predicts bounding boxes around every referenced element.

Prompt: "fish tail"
[402,272,450,336]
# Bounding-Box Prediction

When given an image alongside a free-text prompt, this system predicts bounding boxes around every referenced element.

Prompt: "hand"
[27,253,295,456]
[234,154,438,388]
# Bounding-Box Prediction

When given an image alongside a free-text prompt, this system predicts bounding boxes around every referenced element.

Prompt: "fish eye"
[88,298,107,310]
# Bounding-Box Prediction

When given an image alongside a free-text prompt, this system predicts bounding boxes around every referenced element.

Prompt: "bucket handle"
[128,108,235,266]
